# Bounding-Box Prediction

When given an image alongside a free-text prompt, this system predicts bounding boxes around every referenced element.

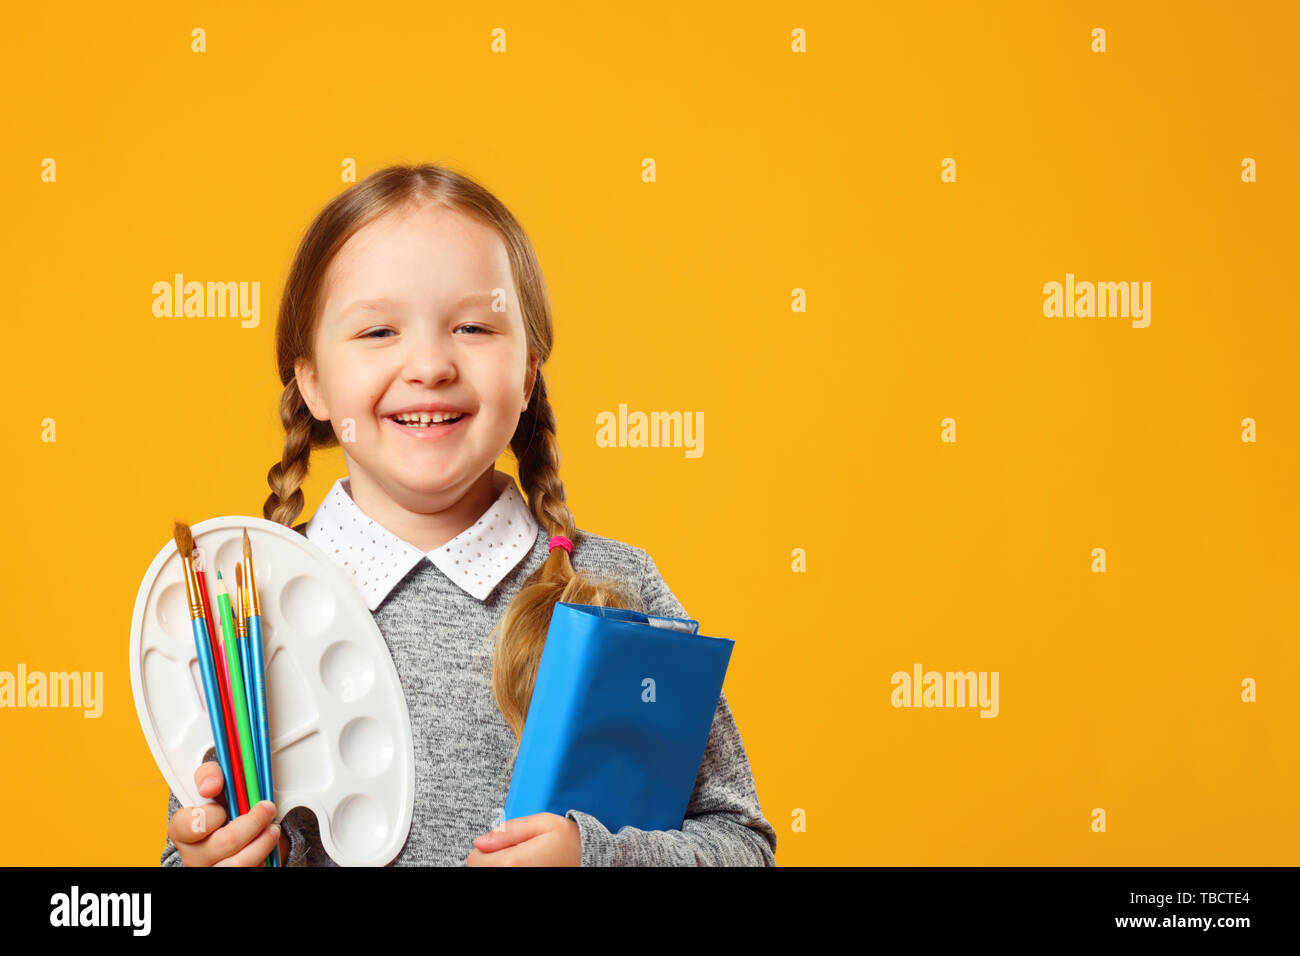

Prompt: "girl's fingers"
[207,800,278,864]
[193,761,224,800]
[168,801,228,847]
[215,821,282,868]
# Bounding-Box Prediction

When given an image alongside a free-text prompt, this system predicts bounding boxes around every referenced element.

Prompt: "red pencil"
[194,547,251,816]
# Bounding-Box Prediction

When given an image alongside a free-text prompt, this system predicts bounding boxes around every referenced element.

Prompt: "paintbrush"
[192,546,250,816]
[172,521,237,823]
[242,530,280,867]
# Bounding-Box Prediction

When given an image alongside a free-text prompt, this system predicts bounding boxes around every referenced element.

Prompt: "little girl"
[160,163,776,866]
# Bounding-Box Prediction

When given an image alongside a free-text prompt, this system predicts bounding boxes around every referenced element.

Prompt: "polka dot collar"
[303,470,540,610]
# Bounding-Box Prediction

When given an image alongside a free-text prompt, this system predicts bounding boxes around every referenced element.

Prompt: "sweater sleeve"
[161,789,184,866]
[563,550,778,866]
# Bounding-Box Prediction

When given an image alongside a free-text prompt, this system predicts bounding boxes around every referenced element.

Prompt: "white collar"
[304,470,540,610]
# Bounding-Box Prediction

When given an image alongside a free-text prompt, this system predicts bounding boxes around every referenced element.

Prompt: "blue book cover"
[504,601,735,833]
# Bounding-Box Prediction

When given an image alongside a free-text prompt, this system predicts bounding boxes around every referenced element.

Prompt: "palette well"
[129,515,414,866]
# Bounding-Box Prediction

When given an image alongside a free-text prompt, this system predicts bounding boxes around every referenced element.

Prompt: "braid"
[262,378,317,526]
[514,372,576,549]
[488,372,643,752]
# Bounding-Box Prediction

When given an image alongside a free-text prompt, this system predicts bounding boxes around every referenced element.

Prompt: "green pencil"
[217,572,262,807]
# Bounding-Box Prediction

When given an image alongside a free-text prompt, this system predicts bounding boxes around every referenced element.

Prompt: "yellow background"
[2,0,1296,865]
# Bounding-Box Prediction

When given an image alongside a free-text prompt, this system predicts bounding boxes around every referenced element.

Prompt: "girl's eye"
[362,325,489,338]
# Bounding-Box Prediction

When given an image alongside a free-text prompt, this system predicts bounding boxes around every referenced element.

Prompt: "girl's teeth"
[392,412,463,426]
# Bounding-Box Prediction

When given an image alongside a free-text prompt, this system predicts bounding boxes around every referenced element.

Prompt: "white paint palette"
[129,515,414,866]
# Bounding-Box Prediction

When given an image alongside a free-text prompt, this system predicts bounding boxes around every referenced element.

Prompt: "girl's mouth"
[382,412,471,441]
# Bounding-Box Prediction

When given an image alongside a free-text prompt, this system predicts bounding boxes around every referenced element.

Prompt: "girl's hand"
[466,813,581,866]
[167,762,285,866]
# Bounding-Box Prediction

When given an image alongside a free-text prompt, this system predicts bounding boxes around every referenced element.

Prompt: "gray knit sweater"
[159,522,777,866]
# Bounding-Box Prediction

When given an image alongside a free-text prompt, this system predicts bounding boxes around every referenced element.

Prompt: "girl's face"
[295,202,538,512]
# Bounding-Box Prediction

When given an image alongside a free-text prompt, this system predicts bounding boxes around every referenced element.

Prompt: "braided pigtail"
[487,371,644,755]
[263,377,333,527]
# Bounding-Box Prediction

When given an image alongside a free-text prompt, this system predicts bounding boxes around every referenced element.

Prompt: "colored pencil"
[232,564,267,807]
[216,573,262,808]
[234,602,262,787]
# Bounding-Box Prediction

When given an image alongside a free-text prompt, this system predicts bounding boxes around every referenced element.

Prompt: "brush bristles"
[243,528,252,562]
[234,561,244,618]
[173,521,194,558]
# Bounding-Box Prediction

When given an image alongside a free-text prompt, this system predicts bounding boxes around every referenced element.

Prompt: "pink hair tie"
[548,535,573,554]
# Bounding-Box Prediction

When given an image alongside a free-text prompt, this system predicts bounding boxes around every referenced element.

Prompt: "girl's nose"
[398,331,457,385]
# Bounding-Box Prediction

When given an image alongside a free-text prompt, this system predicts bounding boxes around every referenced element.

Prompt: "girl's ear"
[295,357,330,421]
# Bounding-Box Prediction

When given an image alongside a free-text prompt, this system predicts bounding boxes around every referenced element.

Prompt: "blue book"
[504,601,734,833]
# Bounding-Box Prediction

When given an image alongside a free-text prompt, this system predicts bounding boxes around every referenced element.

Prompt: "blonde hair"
[263,164,643,754]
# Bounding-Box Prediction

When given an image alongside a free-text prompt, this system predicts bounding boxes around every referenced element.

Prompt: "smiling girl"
[159,163,777,866]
